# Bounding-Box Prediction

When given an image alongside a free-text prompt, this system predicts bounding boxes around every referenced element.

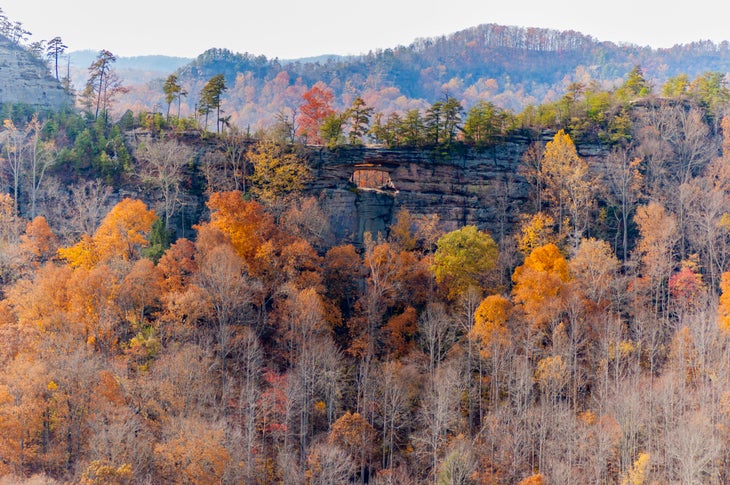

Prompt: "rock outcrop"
[0,35,72,109]
[306,137,548,245]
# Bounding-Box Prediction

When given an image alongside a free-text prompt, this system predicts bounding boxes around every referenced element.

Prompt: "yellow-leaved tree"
[247,138,311,204]
[540,129,594,245]
[431,225,499,300]
[620,452,650,485]
[516,212,557,256]
[59,198,157,269]
[718,271,730,333]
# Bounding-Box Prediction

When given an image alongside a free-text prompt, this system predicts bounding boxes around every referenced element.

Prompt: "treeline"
[112,22,730,129]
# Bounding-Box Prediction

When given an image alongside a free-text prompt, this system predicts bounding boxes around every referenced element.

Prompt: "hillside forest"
[6,9,730,485]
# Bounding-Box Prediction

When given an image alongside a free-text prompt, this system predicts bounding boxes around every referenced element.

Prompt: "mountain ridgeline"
[118,23,730,128]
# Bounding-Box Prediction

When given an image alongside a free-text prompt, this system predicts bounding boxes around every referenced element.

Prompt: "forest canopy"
[3,9,730,483]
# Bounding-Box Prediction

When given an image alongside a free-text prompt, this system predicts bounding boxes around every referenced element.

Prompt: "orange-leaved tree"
[512,243,571,332]
[518,473,545,485]
[58,198,157,269]
[204,191,276,276]
[471,294,512,359]
[471,294,513,406]
[718,271,730,333]
[19,215,59,265]
[297,82,335,145]
[328,411,377,482]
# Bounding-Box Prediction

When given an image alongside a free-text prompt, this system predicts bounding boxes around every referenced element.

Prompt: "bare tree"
[26,115,57,219]
[415,361,464,481]
[0,119,24,214]
[665,410,721,483]
[68,180,114,238]
[306,441,356,485]
[603,147,643,263]
[418,302,457,379]
[376,361,419,470]
[233,326,263,482]
[220,130,250,193]
[195,244,259,409]
[135,138,193,230]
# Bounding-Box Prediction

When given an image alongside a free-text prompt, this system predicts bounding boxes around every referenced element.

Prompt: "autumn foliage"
[58,198,157,268]
[6,82,730,484]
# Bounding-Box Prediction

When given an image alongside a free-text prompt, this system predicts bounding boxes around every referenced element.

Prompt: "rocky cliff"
[0,35,72,109]
[306,137,551,245]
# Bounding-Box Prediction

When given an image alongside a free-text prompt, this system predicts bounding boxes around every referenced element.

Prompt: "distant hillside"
[68,50,192,92]
[0,34,71,109]
[68,50,192,72]
[114,23,730,129]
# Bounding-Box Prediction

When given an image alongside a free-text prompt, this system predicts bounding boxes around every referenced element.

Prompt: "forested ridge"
[6,8,730,484]
[116,23,730,130]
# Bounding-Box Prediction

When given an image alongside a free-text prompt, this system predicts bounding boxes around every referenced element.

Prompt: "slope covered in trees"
[3,63,730,482]
[115,23,730,129]
[8,7,730,483]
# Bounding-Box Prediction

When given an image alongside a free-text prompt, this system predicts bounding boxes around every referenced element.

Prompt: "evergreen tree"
[46,37,67,81]
[346,96,374,145]
[82,50,127,123]
[199,74,227,133]
[162,74,184,121]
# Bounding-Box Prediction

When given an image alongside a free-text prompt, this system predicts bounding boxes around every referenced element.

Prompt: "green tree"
[370,112,401,147]
[425,100,443,144]
[431,225,499,299]
[689,71,730,116]
[320,113,345,148]
[441,96,464,145]
[199,74,228,133]
[29,40,45,59]
[82,50,127,123]
[401,109,425,146]
[463,101,508,147]
[616,65,651,102]
[346,96,374,144]
[426,96,463,145]
[162,73,184,121]
[662,74,690,98]
[45,36,67,81]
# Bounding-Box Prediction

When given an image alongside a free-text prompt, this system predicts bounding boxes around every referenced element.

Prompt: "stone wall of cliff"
[305,136,553,245]
[0,35,72,109]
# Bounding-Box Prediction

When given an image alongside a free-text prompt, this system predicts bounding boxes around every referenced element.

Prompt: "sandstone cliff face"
[0,35,72,109]
[306,138,544,245]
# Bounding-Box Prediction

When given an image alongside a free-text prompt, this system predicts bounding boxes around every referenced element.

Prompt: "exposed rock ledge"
[305,139,546,246]
[0,35,72,110]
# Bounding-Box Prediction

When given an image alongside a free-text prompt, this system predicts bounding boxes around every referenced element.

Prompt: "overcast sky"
[3,1,727,59]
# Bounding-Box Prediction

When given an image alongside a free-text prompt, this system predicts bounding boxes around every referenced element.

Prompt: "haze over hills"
[6,18,730,130]
[105,22,730,129]
[65,50,193,93]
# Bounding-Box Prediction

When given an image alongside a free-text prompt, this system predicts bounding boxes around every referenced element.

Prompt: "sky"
[3,0,729,60]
